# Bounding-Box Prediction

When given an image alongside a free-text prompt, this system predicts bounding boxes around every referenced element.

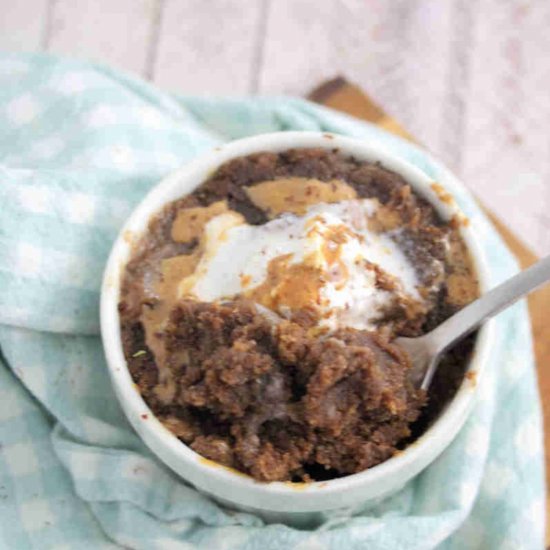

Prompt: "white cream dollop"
[178,200,423,330]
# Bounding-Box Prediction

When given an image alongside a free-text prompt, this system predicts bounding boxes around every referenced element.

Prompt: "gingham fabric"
[0,53,545,550]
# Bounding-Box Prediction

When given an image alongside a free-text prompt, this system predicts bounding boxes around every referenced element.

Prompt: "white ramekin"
[100,132,494,523]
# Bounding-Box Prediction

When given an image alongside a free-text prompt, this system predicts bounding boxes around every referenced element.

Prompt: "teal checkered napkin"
[0,53,545,549]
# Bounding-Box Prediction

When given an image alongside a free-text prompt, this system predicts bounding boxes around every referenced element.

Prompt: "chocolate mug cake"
[118,148,478,482]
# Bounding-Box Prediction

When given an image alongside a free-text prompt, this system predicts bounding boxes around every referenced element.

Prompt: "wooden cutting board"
[309,78,549,539]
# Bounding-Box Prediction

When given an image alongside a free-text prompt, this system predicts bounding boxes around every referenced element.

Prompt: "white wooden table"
[2,0,549,255]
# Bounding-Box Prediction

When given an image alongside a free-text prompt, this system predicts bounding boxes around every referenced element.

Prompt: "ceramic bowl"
[101,131,495,522]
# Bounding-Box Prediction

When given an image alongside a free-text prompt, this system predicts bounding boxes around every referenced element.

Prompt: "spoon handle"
[427,254,550,357]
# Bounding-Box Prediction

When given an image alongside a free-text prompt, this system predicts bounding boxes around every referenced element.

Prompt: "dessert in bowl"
[101,132,494,515]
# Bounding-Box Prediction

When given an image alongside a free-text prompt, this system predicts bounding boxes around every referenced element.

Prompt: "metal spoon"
[396,254,550,390]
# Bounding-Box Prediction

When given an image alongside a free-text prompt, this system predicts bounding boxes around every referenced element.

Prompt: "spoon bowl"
[397,254,550,390]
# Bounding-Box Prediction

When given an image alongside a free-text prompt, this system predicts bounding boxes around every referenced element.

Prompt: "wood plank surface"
[0,0,49,50]
[260,0,466,176]
[152,0,265,94]
[46,0,159,76]
[310,77,549,541]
